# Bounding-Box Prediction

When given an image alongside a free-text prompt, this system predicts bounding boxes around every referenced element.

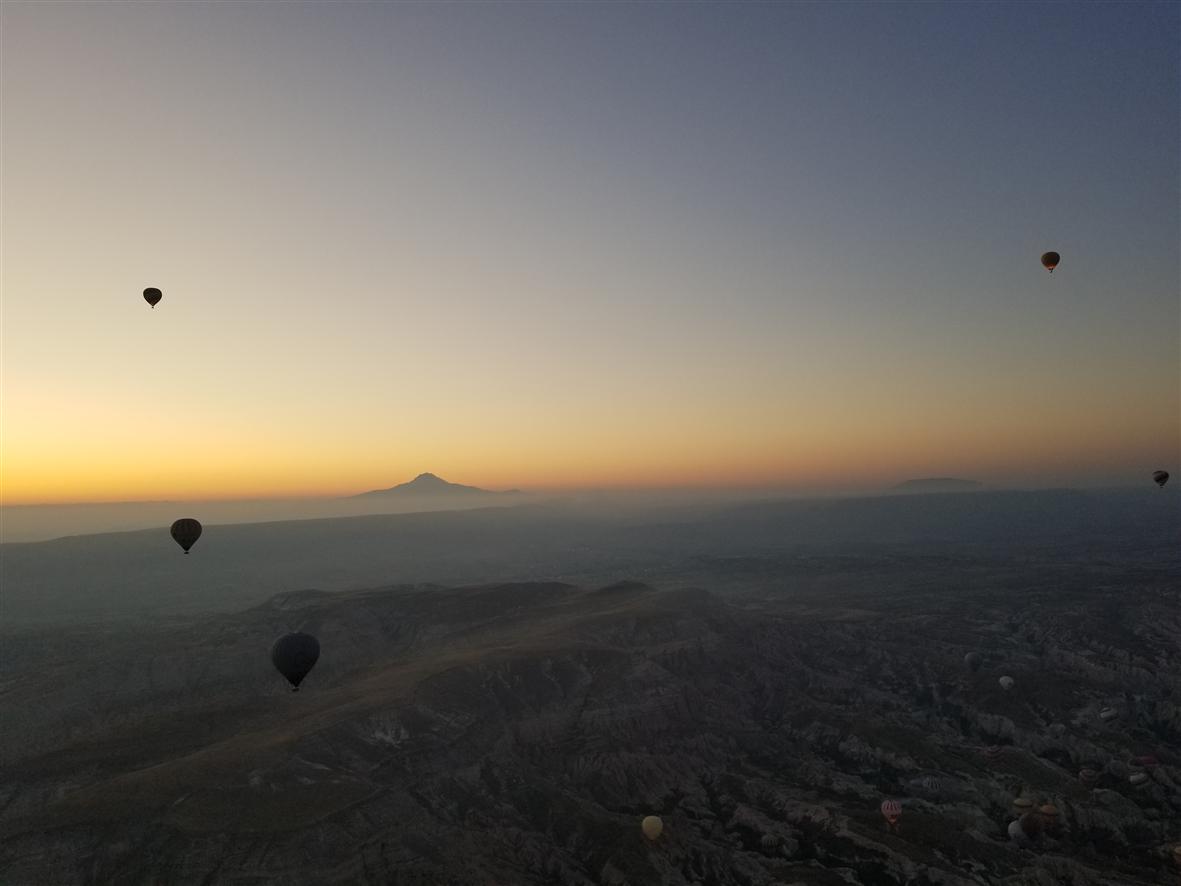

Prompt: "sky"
[2,1,1178,504]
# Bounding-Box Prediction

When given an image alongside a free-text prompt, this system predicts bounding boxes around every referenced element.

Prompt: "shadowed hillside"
[2,569,1179,884]
[3,488,1177,627]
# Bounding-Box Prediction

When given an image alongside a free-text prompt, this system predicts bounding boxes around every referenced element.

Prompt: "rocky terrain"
[2,544,1179,885]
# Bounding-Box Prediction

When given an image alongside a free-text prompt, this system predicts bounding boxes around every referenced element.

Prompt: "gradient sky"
[2,1,1178,504]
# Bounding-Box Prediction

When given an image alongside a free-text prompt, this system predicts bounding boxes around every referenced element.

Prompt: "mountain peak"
[355,473,519,498]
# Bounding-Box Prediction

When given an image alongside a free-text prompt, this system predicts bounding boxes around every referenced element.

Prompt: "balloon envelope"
[999,675,1015,690]
[1040,251,1060,272]
[170,518,202,553]
[1152,470,1169,487]
[963,652,982,672]
[1018,811,1043,838]
[143,287,162,307]
[880,799,902,823]
[641,815,663,841]
[271,632,320,691]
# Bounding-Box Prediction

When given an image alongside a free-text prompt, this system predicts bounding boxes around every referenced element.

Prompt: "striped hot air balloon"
[880,799,902,827]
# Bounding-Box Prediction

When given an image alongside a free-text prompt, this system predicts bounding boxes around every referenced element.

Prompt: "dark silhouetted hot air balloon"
[1040,252,1060,273]
[143,287,162,308]
[641,816,663,841]
[880,799,902,828]
[1018,811,1044,839]
[1153,470,1169,488]
[170,518,202,554]
[964,652,982,673]
[271,632,320,691]
[1039,804,1059,831]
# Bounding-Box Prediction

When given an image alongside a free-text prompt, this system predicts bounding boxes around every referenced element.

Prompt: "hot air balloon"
[964,652,983,673]
[1039,804,1059,831]
[1014,797,1034,812]
[641,816,663,841]
[921,775,942,794]
[1078,768,1099,784]
[143,287,162,308]
[760,833,781,851]
[999,675,1015,690]
[271,632,320,691]
[1153,470,1169,488]
[1007,819,1030,845]
[170,518,202,554]
[1018,811,1044,839]
[983,744,1003,761]
[1040,252,1060,273]
[880,799,902,828]
[1098,707,1118,721]
[1128,772,1149,787]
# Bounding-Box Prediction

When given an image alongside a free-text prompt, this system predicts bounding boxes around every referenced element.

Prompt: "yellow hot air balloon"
[641,816,663,841]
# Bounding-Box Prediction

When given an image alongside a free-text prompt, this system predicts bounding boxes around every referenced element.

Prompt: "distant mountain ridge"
[354,472,521,498]
[893,477,983,493]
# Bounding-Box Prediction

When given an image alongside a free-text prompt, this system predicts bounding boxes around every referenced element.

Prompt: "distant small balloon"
[880,799,902,825]
[143,287,162,308]
[641,815,663,841]
[1014,797,1033,811]
[1128,772,1148,786]
[1152,470,1169,488]
[1040,252,1060,273]
[999,675,1015,690]
[1007,819,1029,844]
[1098,707,1118,721]
[1018,811,1043,838]
[170,518,202,554]
[964,652,983,673]
[271,632,320,691]
[1078,768,1098,784]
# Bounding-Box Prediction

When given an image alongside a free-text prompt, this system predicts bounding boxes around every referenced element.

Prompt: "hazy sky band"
[2,1,1177,503]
